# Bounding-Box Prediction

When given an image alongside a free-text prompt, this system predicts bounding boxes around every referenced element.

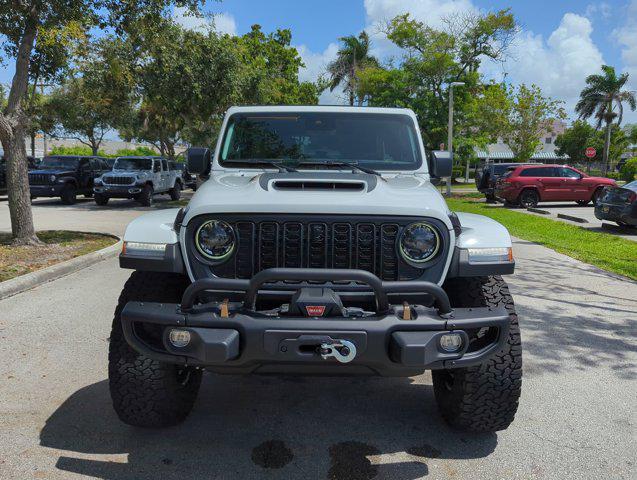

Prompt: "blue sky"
[2,0,637,122]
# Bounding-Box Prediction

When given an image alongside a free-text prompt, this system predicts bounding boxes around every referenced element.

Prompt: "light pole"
[446,81,465,196]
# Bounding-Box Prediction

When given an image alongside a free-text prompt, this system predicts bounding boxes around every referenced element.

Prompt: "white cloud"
[486,13,605,118]
[213,12,237,36]
[173,7,237,36]
[585,2,612,20]
[296,43,345,104]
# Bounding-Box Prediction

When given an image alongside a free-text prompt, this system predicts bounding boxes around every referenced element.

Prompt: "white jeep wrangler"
[110,106,522,432]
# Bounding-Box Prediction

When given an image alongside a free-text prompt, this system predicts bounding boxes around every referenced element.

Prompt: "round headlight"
[49,175,56,183]
[195,220,235,261]
[399,222,440,264]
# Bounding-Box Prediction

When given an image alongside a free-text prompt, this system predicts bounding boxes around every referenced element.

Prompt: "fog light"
[439,333,463,352]
[169,329,191,348]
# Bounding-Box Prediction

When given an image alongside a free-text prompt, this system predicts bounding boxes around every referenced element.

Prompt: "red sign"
[305,305,326,317]
[585,147,596,158]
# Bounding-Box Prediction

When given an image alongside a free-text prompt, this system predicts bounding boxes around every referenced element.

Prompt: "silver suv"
[94,156,182,206]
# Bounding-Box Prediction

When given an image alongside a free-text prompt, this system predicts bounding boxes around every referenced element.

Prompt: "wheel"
[576,200,589,206]
[138,184,153,207]
[94,193,109,206]
[60,185,77,205]
[169,182,182,201]
[108,271,202,428]
[591,188,604,206]
[433,276,522,432]
[518,189,539,208]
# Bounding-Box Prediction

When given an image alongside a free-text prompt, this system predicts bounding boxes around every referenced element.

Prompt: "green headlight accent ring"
[194,220,236,262]
[399,222,441,264]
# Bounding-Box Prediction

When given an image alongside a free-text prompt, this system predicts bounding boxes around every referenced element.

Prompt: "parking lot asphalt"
[514,202,637,242]
[0,193,192,237]
[0,199,635,479]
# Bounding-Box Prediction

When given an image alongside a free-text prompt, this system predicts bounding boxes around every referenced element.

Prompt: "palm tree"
[327,31,378,106]
[576,65,636,175]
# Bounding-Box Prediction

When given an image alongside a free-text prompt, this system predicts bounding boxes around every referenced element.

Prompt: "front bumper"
[120,268,510,376]
[30,184,64,197]
[94,185,142,198]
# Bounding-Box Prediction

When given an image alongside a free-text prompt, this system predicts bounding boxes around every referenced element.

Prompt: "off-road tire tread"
[433,276,522,432]
[169,181,182,201]
[94,193,109,206]
[108,271,201,428]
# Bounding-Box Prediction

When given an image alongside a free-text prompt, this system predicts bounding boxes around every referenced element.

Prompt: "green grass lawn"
[446,198,637,281]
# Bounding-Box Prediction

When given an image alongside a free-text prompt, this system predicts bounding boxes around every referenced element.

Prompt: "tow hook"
[319,340,357,363]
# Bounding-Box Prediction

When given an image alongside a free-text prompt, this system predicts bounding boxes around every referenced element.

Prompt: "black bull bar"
[121,268,510,374]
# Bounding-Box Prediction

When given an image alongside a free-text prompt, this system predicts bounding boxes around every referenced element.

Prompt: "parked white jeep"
[111,106,522,432]
[94,156,182,206]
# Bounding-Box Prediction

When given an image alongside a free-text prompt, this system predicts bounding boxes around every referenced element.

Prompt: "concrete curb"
[0,236,121,301]
[557,213,589,223]
[527,207,551,215]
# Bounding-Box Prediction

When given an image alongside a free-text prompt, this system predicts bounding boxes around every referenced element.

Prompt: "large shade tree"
[0,0,205,245]
[576,65,636,175]
[327,31,378,106]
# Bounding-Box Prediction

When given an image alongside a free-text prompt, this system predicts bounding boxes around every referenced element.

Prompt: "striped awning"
[475,150,570,161]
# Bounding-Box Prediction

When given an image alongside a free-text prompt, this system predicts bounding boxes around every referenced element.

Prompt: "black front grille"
[28,173,51,185]
[187,215,448,282]
[103,176,135,185]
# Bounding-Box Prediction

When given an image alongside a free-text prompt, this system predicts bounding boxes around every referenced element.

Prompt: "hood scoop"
[272,179,366,191]
[259,172,376,192]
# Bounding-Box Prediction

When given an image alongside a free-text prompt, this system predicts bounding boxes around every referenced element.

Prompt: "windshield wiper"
[228,159,298,173]
[304,160,381,177]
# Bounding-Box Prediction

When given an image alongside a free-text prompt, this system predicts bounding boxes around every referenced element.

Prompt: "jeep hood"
[29,169,74,176]
[183,171,453,228]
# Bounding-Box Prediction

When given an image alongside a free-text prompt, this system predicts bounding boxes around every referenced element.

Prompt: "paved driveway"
[0,194,191,237]
[0,230,635,478]
[515,202,636,242]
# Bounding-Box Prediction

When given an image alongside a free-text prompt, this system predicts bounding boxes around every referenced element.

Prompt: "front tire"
[60,185,77,205]
[433,276,522,432]
[169,181,182,201]
[94,193,109,206]
[138,184,153,207]
[108,271,202,428]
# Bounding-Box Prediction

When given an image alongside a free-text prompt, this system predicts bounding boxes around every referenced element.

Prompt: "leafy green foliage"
[357,10,518,151]
[620,158,637,182]
[327,31,378,105]
[576,65,636,175]
[49,145,104,156]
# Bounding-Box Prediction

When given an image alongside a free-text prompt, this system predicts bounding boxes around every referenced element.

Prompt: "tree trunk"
[1,128,39,245]
[0,14,40,245]
[30,132,35,157]
[602,121,611,176]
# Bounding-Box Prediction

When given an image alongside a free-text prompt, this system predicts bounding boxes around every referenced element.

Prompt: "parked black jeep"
[476,162,536,202]
[29,155,110,204]
[1,155,38,196]
[169,161,197,190]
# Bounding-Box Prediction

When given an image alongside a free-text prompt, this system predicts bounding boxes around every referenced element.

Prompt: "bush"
[114,147,158,157]
[620,158,637,182]
[49,146,104,156]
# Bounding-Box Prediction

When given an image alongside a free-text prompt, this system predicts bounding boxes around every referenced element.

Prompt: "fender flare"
[119,208,185,273]
[447,212,515,277]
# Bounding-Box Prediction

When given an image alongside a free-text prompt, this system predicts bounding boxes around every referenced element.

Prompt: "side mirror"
[429,150,453,178]
[187,147,211,175]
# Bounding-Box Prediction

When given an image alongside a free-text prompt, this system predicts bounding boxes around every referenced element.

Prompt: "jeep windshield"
[39,156,79,170]
[219,112,422,171]
[113,157,153,171]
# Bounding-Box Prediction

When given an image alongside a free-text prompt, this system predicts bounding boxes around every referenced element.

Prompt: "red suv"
[495,164,617,208]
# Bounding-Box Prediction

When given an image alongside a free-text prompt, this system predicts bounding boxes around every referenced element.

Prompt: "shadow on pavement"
[40,375,498,479]
[511,252,637,380]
